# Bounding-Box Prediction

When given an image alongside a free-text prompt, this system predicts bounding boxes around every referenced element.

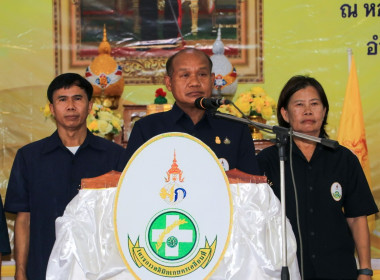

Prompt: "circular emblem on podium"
[114,133,232,279]
[147,210,198,261]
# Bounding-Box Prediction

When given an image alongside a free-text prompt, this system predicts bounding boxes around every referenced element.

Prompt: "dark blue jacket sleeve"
[236,126,261,175]
[0,195,10,255]
[5,149,30,213]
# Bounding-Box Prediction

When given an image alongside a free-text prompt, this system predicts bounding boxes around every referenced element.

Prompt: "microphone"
[194,97,231,110]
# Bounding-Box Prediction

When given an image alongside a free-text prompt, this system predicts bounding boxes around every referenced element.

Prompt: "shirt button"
[309,186,313,191]
[311,254,316,259]
[309,208,314,213]
[308,166,312,170]
[310,231,315,236]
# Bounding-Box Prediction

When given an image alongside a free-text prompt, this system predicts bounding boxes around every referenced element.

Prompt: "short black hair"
[277,75,329,138]
[47,73,93,103]
[165,48,213,77]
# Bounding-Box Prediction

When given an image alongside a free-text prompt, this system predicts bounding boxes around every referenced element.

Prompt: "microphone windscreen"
[194,97,205,109]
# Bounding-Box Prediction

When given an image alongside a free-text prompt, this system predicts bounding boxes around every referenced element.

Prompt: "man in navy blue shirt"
[5,73,124,280]
[119,49,260,175]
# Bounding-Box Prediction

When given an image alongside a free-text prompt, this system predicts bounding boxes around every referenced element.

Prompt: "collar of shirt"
[168,103,212,131]
[41,130,109,155]
[287,139,325,163]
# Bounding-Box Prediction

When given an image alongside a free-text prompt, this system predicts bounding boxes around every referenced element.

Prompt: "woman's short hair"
[277,75,329,137]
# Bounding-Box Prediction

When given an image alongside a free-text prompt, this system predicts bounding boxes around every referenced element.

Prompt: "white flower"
[97,111,114,122]
[97,119,113,135]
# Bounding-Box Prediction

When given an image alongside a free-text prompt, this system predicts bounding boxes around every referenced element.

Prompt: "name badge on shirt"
[330,182,342,201]
[219,158,229,171]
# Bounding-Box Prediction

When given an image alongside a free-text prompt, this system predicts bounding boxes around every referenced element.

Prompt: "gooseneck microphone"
[194,97,231,110]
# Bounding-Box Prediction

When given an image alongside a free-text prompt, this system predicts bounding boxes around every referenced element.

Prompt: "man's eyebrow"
[176,66,209,72]
[55,94,67,99]
[55,94,84,99]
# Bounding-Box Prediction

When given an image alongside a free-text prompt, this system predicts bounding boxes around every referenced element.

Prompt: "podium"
[46,170,300,280]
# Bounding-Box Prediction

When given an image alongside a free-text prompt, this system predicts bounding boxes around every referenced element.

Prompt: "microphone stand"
[212,111,338,149]
[211,110,338,280]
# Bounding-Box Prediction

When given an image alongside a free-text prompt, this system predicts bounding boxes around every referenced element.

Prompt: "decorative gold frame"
[54,0,263,85]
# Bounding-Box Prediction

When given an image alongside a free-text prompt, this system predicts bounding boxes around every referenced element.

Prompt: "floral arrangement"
[219,86,277,120]
[41,102,123,138]
[87,103,123,137]
[41,103,52,119]
[154,88,168,104]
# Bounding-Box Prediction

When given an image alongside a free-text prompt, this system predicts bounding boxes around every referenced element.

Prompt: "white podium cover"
[47,181,300,279]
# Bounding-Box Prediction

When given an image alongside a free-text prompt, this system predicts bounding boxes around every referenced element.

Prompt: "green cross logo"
[148,211,197,260]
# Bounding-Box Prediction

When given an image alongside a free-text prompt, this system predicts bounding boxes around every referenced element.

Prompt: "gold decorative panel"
[53,0,263,85]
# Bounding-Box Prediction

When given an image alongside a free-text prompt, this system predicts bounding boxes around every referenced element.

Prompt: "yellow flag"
[337,55,377,245]
[337,55,371,185]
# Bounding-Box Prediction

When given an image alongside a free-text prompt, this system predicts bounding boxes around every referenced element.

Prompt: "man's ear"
[164,75,172,92]
[49,103,55,118]
[88,100,93,114]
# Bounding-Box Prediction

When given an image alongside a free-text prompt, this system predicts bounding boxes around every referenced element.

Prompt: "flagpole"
[347,48,352,72]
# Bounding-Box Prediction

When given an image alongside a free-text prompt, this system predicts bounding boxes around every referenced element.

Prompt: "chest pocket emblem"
[330,182,342,201]
[219,158,229,171]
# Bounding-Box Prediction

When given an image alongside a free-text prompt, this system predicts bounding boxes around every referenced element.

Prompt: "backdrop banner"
[1,1,380,274]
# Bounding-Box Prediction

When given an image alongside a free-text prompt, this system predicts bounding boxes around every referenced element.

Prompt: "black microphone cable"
[227,100,273,135]
[289,128,304,280]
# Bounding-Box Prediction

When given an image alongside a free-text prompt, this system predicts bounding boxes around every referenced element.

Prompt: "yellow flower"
[218,105,230,114]
[92,103,101,111]
[103,99,112,108]
[97,111,113,122]
[252,97,264,114]
[111,116,122,131]
[235,98,250,115]
[269,96,277,107]
[262,106,274,120]
[40,102,53,119]
[250,86,266,96]
[218,86,276,120]
[238,92,252,103]
[229,106,243,118]
[88,120,99,132]
[88,103,123,136]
